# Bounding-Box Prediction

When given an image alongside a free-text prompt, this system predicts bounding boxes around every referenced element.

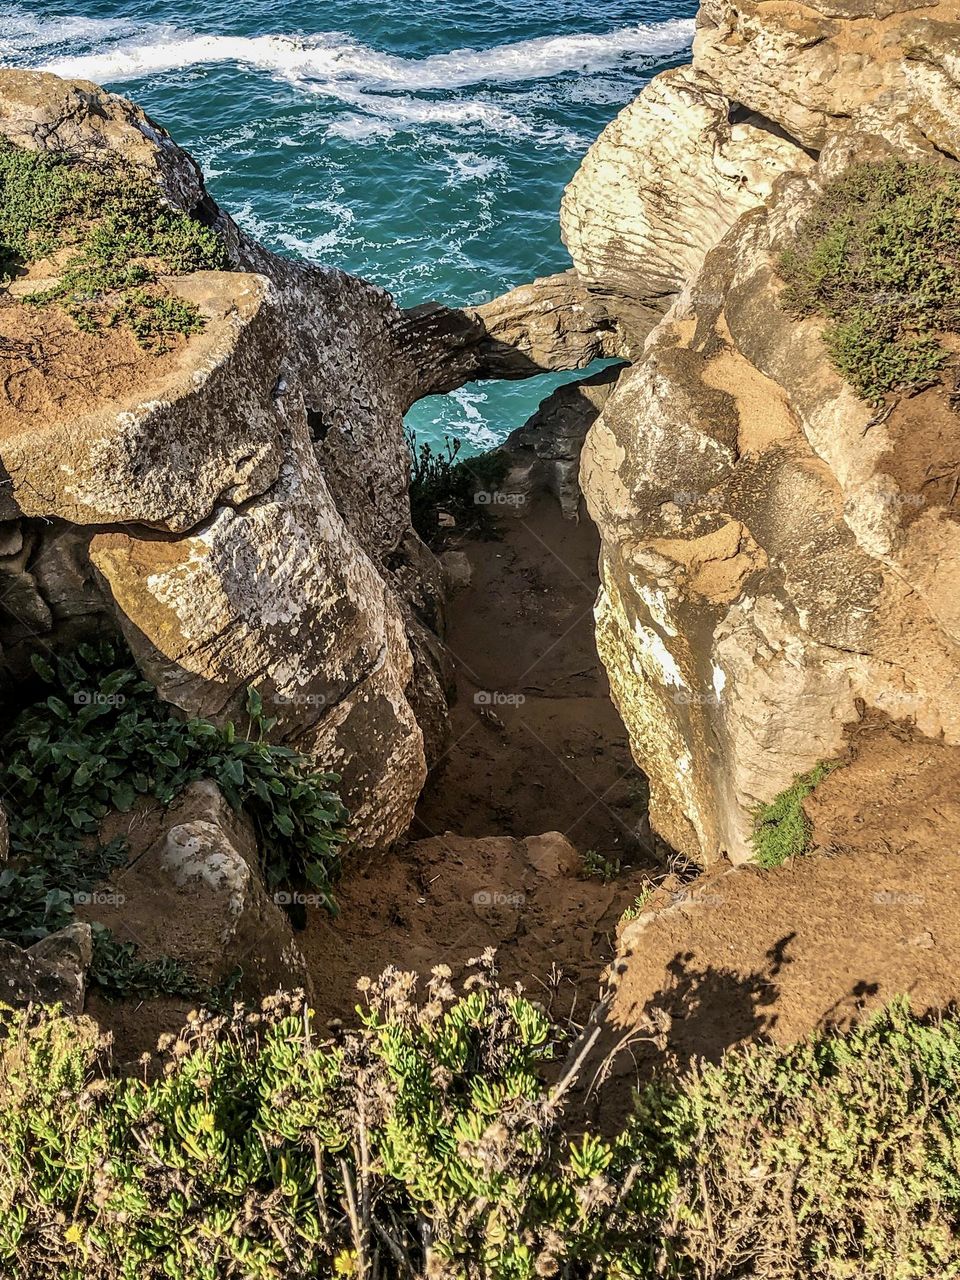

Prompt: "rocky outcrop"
[694,0,960,156]
[580,99,960,863]
[560,65,812,347]
[80,782,308,995]
[0,70,427,849]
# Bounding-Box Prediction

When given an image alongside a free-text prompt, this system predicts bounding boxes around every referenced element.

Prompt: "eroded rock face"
[582,132,960,863]
[560,65,812,347]
[0,70,427,850]
[500,367,622,520]
[693,0,960,154]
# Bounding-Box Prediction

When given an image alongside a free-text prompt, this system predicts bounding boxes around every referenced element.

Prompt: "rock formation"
[574,0,960,863]
[3,0,960,1013]
[0,70,430,852]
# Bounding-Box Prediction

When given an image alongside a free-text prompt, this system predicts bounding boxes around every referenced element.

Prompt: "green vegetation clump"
[751,760,836,868]
[0,642,348,995]
[0,971,958,1280]
[406,429,511,547]
[779,158,960,401]
[619,884,655,924]
[0,141,227,350]
[581,847,622,883]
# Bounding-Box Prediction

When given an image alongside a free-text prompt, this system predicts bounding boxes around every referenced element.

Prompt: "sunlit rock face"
[0,70,427,850]
[560,64,812,350]
[582,123,960,864]
[565,0,960,865]
[693,0,960,155]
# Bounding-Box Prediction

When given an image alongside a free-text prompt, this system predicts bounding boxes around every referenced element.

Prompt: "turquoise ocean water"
[1,1,695,450]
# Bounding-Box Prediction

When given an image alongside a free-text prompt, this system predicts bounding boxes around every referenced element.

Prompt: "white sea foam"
[0,13,141,56]
[443,152,505,185]
[32,19,695,93]
[325,114,397,143]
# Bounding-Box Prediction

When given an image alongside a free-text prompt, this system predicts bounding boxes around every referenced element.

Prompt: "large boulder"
[79,781,308,996]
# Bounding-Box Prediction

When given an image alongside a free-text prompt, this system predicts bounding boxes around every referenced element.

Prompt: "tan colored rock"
[82,781,308,996]
[397,271,623,402]
[693,0,960,156]
[581,139,960,864]
[89,453,425,849]
[439,550,472,593]
[0,273,283,531]
[522,832,580,879]
[560,65,811,344]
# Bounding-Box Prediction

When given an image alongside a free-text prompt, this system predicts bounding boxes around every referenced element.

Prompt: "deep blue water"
[1,0,695,450]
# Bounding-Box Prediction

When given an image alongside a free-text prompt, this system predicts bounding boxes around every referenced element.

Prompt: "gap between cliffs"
[298,409,663,1029]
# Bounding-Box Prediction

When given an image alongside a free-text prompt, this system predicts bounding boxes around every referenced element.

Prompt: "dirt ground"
[880,376,960,521]
[583,715,960,1121]
[298,832,655,1029]
[413,497,650,854]
[299,494,659,1028]
[0,297,186,432]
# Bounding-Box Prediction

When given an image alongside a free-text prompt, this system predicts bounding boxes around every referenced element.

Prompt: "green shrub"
[642,999,960,1279]
[779,158,960,401]
[0,641,348,995]
[1,969,958,1280]
[751,760,836,868]
[0,141,226,350]
[406,430,511,547]
[618,885,655,925]
[581,848,622,883]
[0,957,670,1280]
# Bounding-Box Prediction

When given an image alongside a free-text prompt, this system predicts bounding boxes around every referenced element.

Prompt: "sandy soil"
[881,378,960,521]
[578,715,960,1123]
[299,494,659,1027]
[0,297,186,434]
[413,498,650,853]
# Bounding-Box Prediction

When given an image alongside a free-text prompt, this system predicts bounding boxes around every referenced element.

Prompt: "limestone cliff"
[569,0,960,863]
[0,71,431,851]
